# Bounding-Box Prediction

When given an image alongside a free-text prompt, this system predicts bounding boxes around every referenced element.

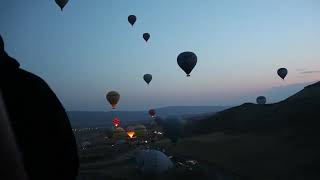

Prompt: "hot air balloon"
[135,149,173,175]
[143,74,152,85]
[177,51,197,77]
[143,33,150,42]
[127,131,136,139]
[112,127,127,140]
[149,109,156,117]
[162,117,184,143]
[134,124,147,138]
[128,15,137,26]
[55,0,69,11]
[126,126,136,138]
[277,68,288,80]
[256,96,267,105]
[112,117,120,127]
[106,91,120,109]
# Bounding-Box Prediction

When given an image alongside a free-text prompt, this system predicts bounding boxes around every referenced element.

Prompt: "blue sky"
[1,0,319,111]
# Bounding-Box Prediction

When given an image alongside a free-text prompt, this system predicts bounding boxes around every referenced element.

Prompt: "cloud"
[300,70,320,74]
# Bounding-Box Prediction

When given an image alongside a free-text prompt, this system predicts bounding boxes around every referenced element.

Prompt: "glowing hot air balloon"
[127,131,136,139]
[112,117,120,127]
[106,91,120,109]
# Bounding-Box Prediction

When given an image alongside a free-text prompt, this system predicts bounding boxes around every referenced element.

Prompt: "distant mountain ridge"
[185,81,320,135]
[68,106,229,128]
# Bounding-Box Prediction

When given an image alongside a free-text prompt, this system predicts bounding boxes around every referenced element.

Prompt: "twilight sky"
[1,0,319,111]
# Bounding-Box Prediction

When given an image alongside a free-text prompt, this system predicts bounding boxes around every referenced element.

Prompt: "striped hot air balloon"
[106,91,120,109]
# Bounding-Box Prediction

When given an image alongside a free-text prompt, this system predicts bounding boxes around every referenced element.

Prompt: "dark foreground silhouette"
[0,35,79,180]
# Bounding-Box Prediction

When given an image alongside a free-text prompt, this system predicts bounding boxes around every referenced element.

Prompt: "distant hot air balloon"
[143,74,152,85]
[106,91,120,109]
[127,131,136,139]
[177,52,197,77]
[128,15,137,26]
[277,68,288,80]
[112,117,120,127]
[143,33,150,42]
[126,126,135,138]
[162,117,184,143]
[256,96,267,105]
[55,0,69,11]
[149,109,156,117]
[134,124,147,138]
[113,127,127,140]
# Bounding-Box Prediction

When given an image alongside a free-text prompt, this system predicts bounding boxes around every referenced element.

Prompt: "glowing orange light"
[127,131,135,138]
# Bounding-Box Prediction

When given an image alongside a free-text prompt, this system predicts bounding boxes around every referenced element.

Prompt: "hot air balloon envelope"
[277,68,288,80]
[143,33,150,42]
[106,91,120,109]
[112,117,120,127]
[128,15,137,26]
[143,74,152,85]
[127,131,136,138]
[55,0,69,11]
[113,127,127,140]
[135,149,173,175]
[134,124,147,137]
[162,117,184,143]
[256,96,267,105]
[177,52,197,77]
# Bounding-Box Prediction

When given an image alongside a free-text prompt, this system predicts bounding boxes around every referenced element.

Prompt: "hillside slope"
[186,81,320,135]
[163,82,320,179]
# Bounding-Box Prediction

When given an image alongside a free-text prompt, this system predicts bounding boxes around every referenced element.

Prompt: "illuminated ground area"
[75,129,245,180]
[75,127,320,180]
